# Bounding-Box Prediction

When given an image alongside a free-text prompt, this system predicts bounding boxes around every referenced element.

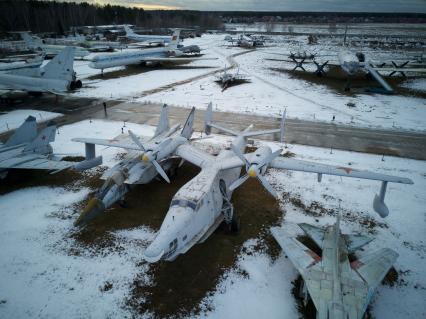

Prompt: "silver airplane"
[215,68,250,91]
[19,31,90,58]
[142,103,412,263]
[271,215,398,319]
[0,47,82,94]
[90,30,214,73]
[0,116,102,179]
[123,25,173,45]
[71,105,196,226]
[283,48,426,93]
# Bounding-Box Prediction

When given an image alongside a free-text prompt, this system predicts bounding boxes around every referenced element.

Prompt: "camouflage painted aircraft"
[271,215,398,319]
[72,105,196,226]
[0,116,101,179]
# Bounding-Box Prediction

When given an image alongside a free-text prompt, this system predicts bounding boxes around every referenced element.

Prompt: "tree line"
[0,0,223,34]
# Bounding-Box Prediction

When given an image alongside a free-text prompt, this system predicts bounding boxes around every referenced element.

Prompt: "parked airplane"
[271,215,398,319]
[72,105,196,226]
[123,25,173,44]
[0,55,43,72]
[90,30,214,73]
[142,103,412,263]
[281,48,426,93]
[215,68,250,91]
[20,32,90,58]
[0,116,101,179]
[224,34,265,48]
[0,47,82,94]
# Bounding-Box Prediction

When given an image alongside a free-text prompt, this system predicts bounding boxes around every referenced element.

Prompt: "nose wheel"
[220,181,240,233]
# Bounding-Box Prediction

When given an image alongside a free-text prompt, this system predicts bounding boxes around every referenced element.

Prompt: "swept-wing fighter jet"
[271,215,398,319]
[20,31,90,58]
[90,30,215,73]
[215,68,250,91]
[0,47,82,94]
[143,103,412,263]
[72,105,196,226]
[0,116,102,179]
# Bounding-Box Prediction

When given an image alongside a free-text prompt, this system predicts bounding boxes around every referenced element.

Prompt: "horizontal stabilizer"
[352,248,398,289]
[343,234,374,253]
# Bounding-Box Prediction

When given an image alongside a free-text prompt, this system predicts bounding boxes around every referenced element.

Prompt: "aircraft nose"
[143,246,165,263]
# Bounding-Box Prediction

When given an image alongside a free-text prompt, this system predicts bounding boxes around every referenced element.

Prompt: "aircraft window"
[183,235,187,241]
[170,199,196,210]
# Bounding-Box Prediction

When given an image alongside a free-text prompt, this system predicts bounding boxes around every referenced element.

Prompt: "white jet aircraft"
[0,47,82,94]
[123,25,173,44]
[20,31,90,58]
[89,30,214,73]
[142,103,413,263]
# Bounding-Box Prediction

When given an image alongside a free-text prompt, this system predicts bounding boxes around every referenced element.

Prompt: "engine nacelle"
[74,156,102,171]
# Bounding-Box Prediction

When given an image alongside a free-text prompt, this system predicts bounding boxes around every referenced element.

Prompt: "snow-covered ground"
[0,118,424,318]
[0,109,62,134]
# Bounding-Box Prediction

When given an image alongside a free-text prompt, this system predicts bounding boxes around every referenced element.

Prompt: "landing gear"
[219,179,240,233]
[344,77,352,92]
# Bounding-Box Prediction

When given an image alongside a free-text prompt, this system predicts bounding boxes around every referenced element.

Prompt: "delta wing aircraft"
[142,103,412,263]
[90,30,215,73]
[0,47,82,94]
[0,116,102,179]
[271,215,398,319]
[72,105,196,226]
[20,31,90,58]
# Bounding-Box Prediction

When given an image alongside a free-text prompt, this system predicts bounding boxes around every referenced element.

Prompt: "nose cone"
[74,197,105,227]
[143,247,165,263]
[142,153,150,162]
[248,167,257,177]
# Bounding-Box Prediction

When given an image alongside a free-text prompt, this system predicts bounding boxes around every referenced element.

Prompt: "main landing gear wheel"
[230,213,241,233]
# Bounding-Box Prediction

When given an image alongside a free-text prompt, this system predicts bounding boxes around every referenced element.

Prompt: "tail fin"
[204,101,286,142]
[41,47,75,82]
[5,116,37,147]
[124,25,135,36]
[20,32,42,48]
[23,121,56,153]
[181,107,195,139]
[154,104,170,137]
[169,29,181,49]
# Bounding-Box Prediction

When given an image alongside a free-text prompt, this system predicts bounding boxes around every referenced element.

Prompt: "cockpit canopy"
[170,198,204,211]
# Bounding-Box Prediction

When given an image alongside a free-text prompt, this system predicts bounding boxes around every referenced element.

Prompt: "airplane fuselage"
[0,72,70,93]
[143,148,242,262]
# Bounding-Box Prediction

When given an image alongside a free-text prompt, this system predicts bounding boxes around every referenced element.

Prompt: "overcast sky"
[60,0,426,12]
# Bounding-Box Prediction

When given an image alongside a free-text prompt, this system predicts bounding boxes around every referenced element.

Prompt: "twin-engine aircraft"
[141,103,412,262]
[272,215,398,319]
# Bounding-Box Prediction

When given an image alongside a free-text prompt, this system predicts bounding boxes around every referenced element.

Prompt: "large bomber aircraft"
[72,105,196,226]
[281,48,426,93]
[123,25,173,44]
[142,103,412,263]
[271,215,398,319]
[0,47,82,94]
[20,32,90,58]
[0,116,101,179]
[89,30,214,73]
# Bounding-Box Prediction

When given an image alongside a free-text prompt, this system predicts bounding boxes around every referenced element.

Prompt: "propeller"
[229,144,282,198]
[128,130,170,183]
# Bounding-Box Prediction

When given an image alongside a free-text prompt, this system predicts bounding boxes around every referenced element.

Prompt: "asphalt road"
[93,102,426,160]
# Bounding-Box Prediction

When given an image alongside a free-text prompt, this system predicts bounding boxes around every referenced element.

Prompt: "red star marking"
[172,36,177,41]
[337,166,353,174]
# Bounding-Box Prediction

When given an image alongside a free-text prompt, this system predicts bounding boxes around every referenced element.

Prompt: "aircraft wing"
[175,144,215,168]
[271,227,321,274]
[269,157,414,184]
[140,57,217,63]
[0,154,74,171]
[71,137,141,151]
[298,223,325,248]
[352,248,398,290]
[343,234,374,253]
[373,66,426,73]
